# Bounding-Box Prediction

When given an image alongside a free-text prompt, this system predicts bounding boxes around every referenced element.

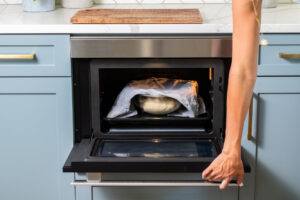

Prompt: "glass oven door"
[63,137,227,173]
[95,139,217,159]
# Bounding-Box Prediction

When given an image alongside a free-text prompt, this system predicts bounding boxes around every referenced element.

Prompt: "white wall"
[0,0,295,4]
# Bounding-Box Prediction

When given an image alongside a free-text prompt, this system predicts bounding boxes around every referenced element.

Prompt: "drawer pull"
[279,53,300,59]
[248,95,253,141]
[0,53,35,60]
[71,181,239,187]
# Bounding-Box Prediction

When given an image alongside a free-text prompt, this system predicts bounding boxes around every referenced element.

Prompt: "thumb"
[237,173,244,187]
[219,177,231,190]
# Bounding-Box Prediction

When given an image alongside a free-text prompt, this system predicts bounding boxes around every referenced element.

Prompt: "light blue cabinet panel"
[260,34,300,45]
[240,77,300,200]
[93,186,238,200]
[0,78,74,200]
[258,34,300,76]
[261,45,300,66]
[75,173,92,200]
[76,186,92,200]
[90,173,238,200]
[0,35,71,76]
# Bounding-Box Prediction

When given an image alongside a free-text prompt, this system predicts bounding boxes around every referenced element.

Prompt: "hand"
[202,151,244,190]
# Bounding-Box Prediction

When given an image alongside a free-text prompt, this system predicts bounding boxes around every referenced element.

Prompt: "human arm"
[202,0,262,190]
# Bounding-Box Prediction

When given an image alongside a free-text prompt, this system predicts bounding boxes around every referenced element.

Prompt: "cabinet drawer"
[0,35,70,76]
[258,34,300,76]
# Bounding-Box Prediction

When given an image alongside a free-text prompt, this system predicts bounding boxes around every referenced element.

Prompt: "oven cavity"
[86,59,224,137]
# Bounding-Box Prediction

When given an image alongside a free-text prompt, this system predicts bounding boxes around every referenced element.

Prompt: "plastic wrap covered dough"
[107,77,206,118]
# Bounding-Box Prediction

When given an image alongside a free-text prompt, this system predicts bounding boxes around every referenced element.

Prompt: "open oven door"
[63,137,250,187]
[64,137,221,173]
[63,137,250,173]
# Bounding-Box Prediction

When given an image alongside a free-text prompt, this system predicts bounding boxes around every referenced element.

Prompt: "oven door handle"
[70,181,239,187]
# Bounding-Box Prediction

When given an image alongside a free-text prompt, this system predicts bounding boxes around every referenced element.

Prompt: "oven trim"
[71,36,232,58]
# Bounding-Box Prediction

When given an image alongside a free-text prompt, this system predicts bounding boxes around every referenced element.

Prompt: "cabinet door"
[93,187,237,200]
[0,35,71,76]
[75,173,92,200]
[90,173,238,200]
[240,77,300,200]
[0,78,74,200]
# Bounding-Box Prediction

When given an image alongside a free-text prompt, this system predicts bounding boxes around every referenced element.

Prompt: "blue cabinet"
[258,34,300,76]
[241,77,300,200]
[0,35,71,76]
[92,186,237,200]
[0,78,74,200]
[0,34,74,200]
[240,34,300,200]
[75,173,238,200]
[75,173,92,200]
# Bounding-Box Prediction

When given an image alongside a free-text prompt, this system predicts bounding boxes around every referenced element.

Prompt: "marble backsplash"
[0,0,296,4]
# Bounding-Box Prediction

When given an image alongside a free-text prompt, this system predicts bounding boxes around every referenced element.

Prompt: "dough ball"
[138,96,181,115]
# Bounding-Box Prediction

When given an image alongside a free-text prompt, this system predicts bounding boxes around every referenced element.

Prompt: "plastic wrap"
[107,77,206,118]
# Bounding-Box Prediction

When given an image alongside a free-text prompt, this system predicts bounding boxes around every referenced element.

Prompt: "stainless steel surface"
[71,36,232,58]
[71,181,238,187]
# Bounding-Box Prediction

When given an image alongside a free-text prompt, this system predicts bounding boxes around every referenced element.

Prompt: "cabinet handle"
[248,95,253,141]
[70,181,239,187]
[279,53,300,59]
[0,53,35,60]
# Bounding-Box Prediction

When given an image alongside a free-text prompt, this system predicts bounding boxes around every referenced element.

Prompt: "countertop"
[0,4,300,34]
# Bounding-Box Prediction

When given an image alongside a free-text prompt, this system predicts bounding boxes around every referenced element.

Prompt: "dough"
[138,96,181,115]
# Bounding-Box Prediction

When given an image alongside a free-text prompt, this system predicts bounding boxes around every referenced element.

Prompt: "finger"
[219,177,231,190]
[202,167,213,179]
[207,172,222,182]
[210,176,222,182]
[237,173,244,187]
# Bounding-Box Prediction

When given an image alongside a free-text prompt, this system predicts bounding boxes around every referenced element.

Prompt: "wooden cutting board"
[71,9,203,24]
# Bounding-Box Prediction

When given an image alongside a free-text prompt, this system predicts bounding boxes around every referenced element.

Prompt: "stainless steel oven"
[63,36,250,186]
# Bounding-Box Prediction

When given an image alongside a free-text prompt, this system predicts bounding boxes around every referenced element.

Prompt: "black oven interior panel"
[72,59,92,143]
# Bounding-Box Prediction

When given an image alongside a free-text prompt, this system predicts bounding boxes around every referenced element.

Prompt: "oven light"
[153,139,160,143]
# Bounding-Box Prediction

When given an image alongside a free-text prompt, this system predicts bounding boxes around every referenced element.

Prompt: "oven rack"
[104,113,212,128]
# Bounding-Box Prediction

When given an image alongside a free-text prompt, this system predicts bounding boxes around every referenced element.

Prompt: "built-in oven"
[63,36,250,186]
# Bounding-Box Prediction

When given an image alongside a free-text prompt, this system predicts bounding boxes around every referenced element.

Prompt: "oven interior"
[100,68,213,133]
[63,58,247,173]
